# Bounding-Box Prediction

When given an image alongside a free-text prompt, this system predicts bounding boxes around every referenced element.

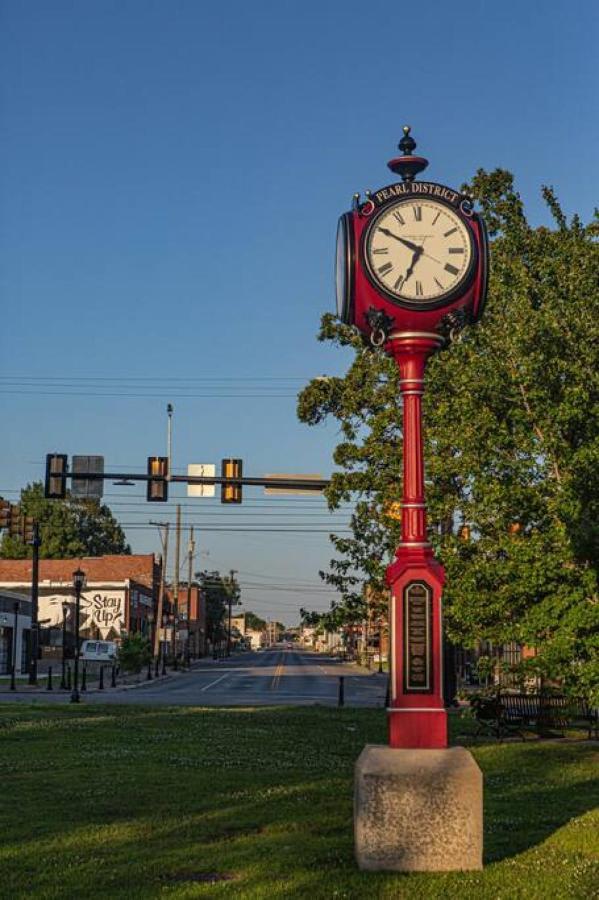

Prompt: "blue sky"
[1,0,597,623]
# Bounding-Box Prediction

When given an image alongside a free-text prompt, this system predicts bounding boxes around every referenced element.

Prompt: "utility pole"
[187,526,195,659]
[150,521,169,660]
[166,403,173,480]
[28,521,41,684]
[173,504,181,660]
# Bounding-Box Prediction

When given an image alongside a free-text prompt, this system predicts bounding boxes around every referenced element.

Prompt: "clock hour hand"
[403,246,424,284]
[378,227,421,253]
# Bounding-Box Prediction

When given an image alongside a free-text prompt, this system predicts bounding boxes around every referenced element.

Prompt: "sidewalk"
[0,661,195,695]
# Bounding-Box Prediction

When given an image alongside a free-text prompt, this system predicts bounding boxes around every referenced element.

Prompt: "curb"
[0,671,185,696]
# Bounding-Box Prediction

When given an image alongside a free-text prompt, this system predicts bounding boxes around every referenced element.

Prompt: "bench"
[470,691,598,740]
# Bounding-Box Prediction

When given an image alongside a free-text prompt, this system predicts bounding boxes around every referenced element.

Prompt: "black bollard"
[162,655,167,676]
[10,664,16,692]
[99,666,104,690]
[47,666,53,691]
[155,656,160,678]
[67,665,72,691]
[81,665,87,692]
[111,665,116,688]
[173,654,178,671]
[384,676,391,709]
[338,675,345,708]
[147,660,152,681]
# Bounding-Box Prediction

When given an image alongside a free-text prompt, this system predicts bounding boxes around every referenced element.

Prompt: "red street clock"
[336,126,488,341]
[334,128,489,750]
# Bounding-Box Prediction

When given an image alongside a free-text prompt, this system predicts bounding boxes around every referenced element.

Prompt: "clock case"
[337,180,489,339]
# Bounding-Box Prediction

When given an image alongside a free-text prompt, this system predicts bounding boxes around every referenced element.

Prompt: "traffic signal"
[9,505,22,537]
[24,516,36,543]
[0,499,10,530]
[221,458,243,504]
[147,457,169,502]
[45,454,68,499]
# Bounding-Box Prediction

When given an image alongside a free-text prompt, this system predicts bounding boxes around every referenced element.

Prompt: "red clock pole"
[385,332,447,749]
[337,128,487,871]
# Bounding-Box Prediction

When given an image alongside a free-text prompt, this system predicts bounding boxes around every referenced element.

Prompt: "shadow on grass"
[475,741,599,863]
[1,704,598,898]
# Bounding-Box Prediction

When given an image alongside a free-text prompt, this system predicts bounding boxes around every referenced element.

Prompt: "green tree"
[0,482,131,559]
[245,611,267,631]
[299,170,599,701]
[197,570,240,644]
[117,633,153,674]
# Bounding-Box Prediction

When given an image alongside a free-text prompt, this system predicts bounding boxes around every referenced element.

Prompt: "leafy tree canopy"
[245,611,267,631]
[298,170,599,700]
[197,570,240,642]
[118,633,152,674]
[0,482,131,559]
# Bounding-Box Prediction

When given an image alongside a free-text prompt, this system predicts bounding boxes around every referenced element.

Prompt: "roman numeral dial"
[364,197,474,305]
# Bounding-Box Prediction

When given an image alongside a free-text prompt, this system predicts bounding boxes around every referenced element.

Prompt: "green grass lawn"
[0,704,597,899]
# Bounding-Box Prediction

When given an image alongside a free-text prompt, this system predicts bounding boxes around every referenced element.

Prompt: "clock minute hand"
[377,227,421,253]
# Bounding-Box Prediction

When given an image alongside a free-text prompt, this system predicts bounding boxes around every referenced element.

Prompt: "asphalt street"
[0,648,388,707]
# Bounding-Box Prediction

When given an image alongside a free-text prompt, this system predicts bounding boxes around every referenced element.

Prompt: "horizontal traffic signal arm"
[52,471,330,491]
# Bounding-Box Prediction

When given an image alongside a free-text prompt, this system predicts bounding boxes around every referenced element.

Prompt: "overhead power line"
[119,524,351,534]
[0,389,299,399]
[0,375,310,382]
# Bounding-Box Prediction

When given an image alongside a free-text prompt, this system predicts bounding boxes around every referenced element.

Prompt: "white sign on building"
[39,589,126,639]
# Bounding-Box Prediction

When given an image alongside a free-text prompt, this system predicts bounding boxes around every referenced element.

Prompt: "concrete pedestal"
[354,745,483,872]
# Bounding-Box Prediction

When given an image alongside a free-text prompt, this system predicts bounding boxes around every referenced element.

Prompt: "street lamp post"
[61,602,69,689]
[173,616,179,669]
[28,521,41,685]
[10,600,19,691]
[147,610,155,651]
[71,568,86,703]
[162,613,168,674]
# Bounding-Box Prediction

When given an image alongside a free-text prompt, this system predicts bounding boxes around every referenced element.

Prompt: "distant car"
[80,640,118,662]
[285,642,293,650]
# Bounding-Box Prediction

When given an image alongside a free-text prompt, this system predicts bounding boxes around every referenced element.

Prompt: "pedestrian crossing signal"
[147,457,169,502]
[221,459,242,504]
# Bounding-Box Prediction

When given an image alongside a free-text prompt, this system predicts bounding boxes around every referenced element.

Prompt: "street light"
[161,613,168,674]
[71,568,86,703]
[147,610,155,646]
[61,602,69,689]
[10,599,19,691]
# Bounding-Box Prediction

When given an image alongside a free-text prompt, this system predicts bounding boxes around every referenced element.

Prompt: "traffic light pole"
[28,522,41,685]
[173,504,181,660]
[51,471,330,491]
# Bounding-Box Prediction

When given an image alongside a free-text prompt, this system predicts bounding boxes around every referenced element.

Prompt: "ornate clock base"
[387,546,448,749]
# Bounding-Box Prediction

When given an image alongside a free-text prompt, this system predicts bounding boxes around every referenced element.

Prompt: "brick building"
[166,584,206,658]
[0,554,162,652]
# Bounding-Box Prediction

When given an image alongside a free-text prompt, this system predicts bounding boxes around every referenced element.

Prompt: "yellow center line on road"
[270,660,284,690]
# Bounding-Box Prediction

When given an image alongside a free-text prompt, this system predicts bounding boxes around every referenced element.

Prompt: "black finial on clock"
[398,125,417,156]
[388,126,429,182]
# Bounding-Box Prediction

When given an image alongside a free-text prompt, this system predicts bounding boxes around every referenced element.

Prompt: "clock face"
[363,198,475,306]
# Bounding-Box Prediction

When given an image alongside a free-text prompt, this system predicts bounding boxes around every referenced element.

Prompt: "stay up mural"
[39,588,126,639]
